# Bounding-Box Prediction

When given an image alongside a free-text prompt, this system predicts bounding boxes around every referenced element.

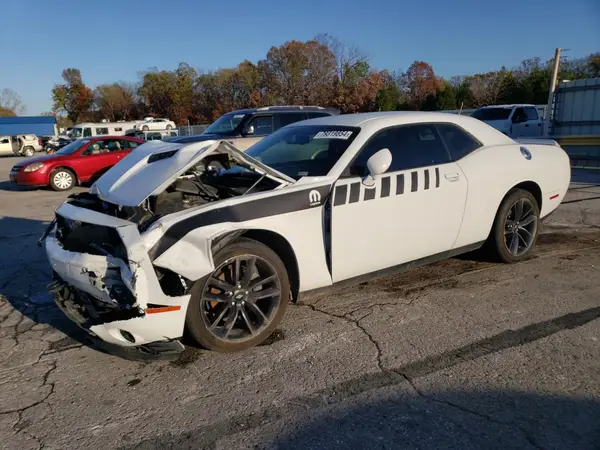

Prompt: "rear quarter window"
[435,123,482,161]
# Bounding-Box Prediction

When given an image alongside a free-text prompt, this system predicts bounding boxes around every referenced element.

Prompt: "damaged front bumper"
[43,202,191,355]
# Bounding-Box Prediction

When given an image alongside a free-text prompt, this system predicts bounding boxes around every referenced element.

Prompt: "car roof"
[479,104,536,109]
[291,111,515,146]
[225,106,339,115]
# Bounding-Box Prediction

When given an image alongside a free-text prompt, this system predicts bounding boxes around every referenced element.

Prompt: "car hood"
[89,139,295,207]
[13,154,70,167]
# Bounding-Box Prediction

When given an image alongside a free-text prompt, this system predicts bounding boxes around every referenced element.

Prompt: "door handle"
[445,172,460,182]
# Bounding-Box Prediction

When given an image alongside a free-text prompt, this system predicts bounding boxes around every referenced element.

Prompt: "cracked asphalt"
[1,155,600,450]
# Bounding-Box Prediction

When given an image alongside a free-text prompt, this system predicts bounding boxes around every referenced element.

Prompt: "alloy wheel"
[504,198,538,256]
[200,255,281,342]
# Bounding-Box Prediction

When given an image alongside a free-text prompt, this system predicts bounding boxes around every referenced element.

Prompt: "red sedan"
[9,136,144,191]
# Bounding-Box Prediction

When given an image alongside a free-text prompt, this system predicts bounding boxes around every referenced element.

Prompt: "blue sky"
[1,0,598,114]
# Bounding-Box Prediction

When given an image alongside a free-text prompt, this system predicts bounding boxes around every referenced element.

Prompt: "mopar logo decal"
[309,190,322,206]
[520,146,532,160]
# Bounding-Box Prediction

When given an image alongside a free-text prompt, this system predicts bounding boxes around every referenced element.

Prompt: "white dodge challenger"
[40,112,570,356]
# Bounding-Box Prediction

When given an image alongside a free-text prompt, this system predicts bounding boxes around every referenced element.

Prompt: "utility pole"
[545,47,561,136]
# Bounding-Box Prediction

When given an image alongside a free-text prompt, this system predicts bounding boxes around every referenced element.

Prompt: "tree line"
[2,35,599,127]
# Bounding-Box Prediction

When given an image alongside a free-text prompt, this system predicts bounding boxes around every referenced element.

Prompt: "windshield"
[54,139,90,155]
[204,113,246,135]
[71,127,83,138]
[246,125,360,179]
[472,107,512,121]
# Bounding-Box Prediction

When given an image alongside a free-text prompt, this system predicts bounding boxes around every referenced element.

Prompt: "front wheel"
[142,125,149,131]
[22,146,34,157]
[166,124,172,130]
[185,238,289,352]
[486,188,540,263]
[50,169,75,191]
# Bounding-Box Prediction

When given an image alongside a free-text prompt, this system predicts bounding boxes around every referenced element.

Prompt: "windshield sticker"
[313,131,353,140]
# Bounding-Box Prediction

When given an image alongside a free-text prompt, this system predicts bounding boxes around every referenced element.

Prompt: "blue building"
[0,116,58,137]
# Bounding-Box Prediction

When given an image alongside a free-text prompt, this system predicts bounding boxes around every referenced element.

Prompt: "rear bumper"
[43,203,192,352]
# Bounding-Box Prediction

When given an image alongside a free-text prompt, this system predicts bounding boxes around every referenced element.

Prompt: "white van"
[70,121,143,139]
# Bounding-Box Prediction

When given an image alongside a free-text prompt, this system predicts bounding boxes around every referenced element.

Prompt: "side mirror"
[244,125,255,136]
[363,148,392,187]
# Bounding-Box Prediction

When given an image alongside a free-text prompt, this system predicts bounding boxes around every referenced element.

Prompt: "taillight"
[38,139,42,145]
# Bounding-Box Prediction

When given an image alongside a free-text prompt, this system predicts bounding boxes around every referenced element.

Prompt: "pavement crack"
[397,372,544,450]
[0,360,57,417]
[300,302,402,378]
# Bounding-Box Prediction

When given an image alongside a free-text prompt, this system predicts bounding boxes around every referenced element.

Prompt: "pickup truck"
[471,104,544,138]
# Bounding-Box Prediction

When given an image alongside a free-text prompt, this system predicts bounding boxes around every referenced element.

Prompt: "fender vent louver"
[148,150,178,163]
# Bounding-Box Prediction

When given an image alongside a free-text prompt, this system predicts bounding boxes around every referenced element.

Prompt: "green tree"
[51,69,94,122]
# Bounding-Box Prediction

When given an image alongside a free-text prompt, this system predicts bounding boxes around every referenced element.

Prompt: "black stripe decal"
[411,171,418,192]
[396,174,404,195]
[424,169,430,190]
[334,185,348,206]
[364,187,376,201]
[149,185,332,260]
[435,167,440,188]
[381,176,390,197]
[349,183,360,203]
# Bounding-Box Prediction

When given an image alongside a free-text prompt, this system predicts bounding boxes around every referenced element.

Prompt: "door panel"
[330,162,467,282]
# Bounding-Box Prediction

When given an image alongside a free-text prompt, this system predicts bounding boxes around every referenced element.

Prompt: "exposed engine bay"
[60,143,287,240]
[149,153,281,216]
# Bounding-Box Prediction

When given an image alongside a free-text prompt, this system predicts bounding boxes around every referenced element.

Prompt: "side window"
[121,139,139,149]
[350,124,450,176]
[95,139,122,152]
[114,127,123,132]
[275,113,307,130]
[307,112,331,119]
[95,127,109,135]
[0,137,9,144]
[525,107,539,121]
[512,108,526,123]
[83,127,92,137]
[435,123,482,161]
[249,116,274,136]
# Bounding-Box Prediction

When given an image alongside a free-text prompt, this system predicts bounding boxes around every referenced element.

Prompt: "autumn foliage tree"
[46,38,599,125]
[401,61,442,110]
[0,88,25,116]
[51,69,94,122]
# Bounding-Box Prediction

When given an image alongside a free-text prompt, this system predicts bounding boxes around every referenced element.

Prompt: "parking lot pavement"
[1,154,599,449]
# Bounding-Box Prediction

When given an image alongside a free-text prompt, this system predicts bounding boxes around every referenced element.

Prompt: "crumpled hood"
[89,139,295,207]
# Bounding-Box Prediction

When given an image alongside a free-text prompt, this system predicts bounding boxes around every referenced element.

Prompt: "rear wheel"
[185,238,289,352]
[166,124,172,130]
[23,146,34,157]
[486,188,540,263]
[142,125,149,131]
[50,169,75,191]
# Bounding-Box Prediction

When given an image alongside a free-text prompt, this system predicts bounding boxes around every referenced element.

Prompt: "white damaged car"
[41,112,571,356]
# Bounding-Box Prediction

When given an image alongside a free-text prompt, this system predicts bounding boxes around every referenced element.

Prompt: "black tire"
[23,146,34,157]
[49,168,76,191]
[185,237,290,352]
[142,125,149,131]
[485,188,540,263]
[166,124,172,130]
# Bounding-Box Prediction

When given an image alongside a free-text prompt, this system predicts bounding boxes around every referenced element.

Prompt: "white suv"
[471,104,544,138]
[0,134,43,157]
